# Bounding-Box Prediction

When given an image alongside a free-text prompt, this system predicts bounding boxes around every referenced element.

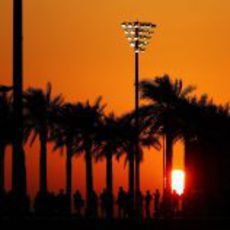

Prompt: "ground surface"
[1,218,230,230]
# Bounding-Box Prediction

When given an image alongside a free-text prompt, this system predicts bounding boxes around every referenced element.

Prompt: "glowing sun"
[172,169,185,195]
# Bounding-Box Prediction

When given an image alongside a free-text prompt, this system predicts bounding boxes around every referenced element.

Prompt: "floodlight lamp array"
[121,21,156,53]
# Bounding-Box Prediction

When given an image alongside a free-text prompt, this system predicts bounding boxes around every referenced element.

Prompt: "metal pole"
[135,44,140,190]
[134,22,140,196]
[163,134,166,193]
[121,20,156,215]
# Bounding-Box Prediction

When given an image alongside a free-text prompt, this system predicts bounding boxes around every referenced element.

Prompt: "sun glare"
[172,169,185,196]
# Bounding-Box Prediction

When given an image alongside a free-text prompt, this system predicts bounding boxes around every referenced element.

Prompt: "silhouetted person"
[57,189,68,215]
[73,190,84,217]
[99,189,114,219]
[34,192,41,215]
[25,194,31,215]
[145,190,152,219]
[5,191,30,216]
[87,191,98,218]
[41,192,56,216]
[34,192,46,215]
[117,186,126,219]
[106,191,114,219]
[154,189,160,218]
[172,190,179,216]
[136,190,144,219]
[126,191,134,218]
[161,188,173,218]
[5,191,13,216]
[100,189,107,218]
[0,190,6,216]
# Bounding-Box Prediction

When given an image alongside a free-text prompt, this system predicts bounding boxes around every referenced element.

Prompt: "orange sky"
[0,0,230,198]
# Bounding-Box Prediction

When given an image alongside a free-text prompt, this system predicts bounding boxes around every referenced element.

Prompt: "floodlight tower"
[121,21,156,197]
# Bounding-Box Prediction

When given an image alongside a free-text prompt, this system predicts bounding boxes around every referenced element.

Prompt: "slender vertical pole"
[163,135,166,195]
[134,22,140,215]
[121,20,156,215]
[13,0,27,197]
[66,144,72,213]
[134,46,140,192]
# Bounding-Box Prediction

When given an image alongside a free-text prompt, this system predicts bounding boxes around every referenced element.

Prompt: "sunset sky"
[0,0,230,198]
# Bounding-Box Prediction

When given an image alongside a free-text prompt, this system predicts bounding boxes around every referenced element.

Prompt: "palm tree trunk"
[184,138,200,194]
[0,143,6,193]
[165,131,173,194]
[85,144,93,215]
[128,149,135,214]
[66,143,72,213]
[12,0,27,200]
[129,155,135,195]
[106,152,113,218]
[135,155,140,193]
[183,137,193,215]
[161,131,173,215]
[184,137,190,194]
[39,128,47,194]
[135,154,141,215]
[106,153,113,195]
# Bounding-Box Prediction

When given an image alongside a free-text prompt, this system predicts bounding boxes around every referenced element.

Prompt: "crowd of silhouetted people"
[0,187,183,219]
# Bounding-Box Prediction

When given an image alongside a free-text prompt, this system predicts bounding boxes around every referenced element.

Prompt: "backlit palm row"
[1,75,230,212]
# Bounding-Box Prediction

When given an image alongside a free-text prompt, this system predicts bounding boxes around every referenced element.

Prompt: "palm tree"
[177,94,230,216]
[0,92,13,194]
[52,98,104,215]
[51,103,82,212]
[95,113,123,218]
[135,109,161,196]
[117,113,160,214]
[77,98,105,215]
[24,83,63,195]
[116,115,135,199]
[140,75,195,194]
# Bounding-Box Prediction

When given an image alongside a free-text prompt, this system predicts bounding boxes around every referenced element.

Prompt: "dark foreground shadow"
[1,218,230,230]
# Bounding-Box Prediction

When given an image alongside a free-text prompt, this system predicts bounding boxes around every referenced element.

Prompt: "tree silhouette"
[179,94,230,216]
[72,98,105,216]
[117,114,135,209]
[140,75,195,195]
[95,113,123,218]
[116,112,160,215]
[1,75,230,218]
[24,83,63,195]
[0,92,13,194]
[51,102,85,213]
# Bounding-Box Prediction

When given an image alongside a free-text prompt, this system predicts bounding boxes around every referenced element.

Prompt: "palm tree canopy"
[116,112,160,163]
[23,82,63,145]
[139,75,196,142]
[140,75,196,107]
[51,97,105,157]
[0,85,13,93]
[95,113,124,161]
[0,93,13,146]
